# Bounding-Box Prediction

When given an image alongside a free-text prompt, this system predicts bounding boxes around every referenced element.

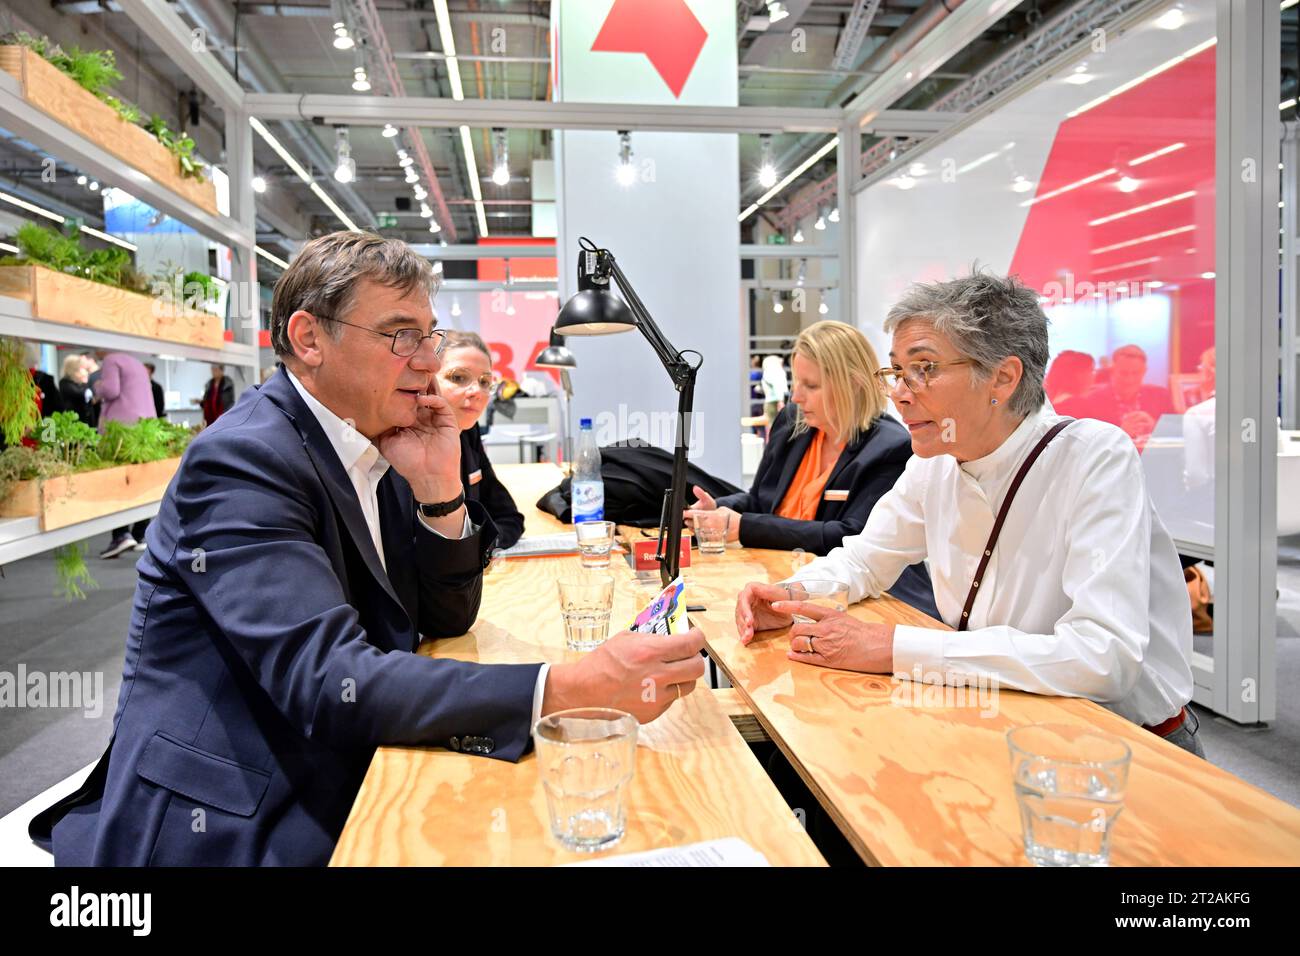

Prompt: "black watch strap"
[418,490,466,518]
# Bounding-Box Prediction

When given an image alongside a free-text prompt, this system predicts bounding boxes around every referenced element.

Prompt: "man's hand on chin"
[377,383,466,533]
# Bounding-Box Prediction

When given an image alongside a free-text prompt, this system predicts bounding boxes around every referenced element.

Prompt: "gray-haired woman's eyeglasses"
[326,316,449,357]
[874,359,971,393]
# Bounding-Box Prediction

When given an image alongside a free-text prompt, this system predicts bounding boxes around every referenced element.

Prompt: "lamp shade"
[534,330,577,368]
[555,288,636,335]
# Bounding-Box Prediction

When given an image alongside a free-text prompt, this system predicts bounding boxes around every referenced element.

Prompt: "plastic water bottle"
[572,418,605,523]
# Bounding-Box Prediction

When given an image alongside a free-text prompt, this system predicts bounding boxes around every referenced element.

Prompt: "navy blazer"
[30,369,541,866]
[462,426,525,551]
[717,405,938,617]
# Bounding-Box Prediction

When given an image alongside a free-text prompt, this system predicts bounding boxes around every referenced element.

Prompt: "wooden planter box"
[0,265,223,349]
[0,46,217,215]
[0,457,181,531]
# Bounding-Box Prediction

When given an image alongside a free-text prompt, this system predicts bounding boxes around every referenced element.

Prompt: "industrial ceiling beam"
[116,0,246,114]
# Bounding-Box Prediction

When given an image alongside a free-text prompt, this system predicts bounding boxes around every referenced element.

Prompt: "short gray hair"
[883,270,1049,417]
[269,231,438,358]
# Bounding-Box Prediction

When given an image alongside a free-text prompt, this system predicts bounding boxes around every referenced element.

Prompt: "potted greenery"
[0,222,224,348]
[0,32,216,213]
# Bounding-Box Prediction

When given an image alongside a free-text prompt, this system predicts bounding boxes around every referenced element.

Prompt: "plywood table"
[330,466,825,866]
[685,545,1300,866]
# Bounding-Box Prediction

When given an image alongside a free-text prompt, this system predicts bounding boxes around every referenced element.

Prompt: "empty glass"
[558,573,615,651]
[535,708,638,852]
[785,578,849,623]
[1006,724,1132,867]
[575,520,616,569]
[694,512,727,555]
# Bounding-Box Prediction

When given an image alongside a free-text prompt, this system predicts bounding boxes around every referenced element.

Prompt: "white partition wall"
[552,0,742,483]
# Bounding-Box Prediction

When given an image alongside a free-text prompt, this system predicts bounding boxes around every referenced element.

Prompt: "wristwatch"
[417,490,465,518]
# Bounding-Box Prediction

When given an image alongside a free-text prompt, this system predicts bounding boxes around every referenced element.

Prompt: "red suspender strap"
[957,419,1074,632]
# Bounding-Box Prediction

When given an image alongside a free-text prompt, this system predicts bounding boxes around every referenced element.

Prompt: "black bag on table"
[537,439,742,526]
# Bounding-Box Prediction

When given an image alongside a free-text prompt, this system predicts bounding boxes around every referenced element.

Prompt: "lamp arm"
[606,258,692,384]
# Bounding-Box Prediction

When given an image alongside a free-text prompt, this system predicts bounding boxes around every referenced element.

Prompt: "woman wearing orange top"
[686,320,936,616]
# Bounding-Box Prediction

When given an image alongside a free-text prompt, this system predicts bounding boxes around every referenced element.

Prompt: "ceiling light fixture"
[382,123,398,138]
[772,291,784,314]
[758,134,778,189]
[450,297,462,317]
[251,175,267,194]
[332,22,355,50]
[819,300,829,315]
[1116,176,1139,193]
[491,128,510,186]
[793,227,805,242]
[828,206,839,223]
[1154,5,1185,30]
[351,65,370,92]
[814,207,826,230]
[616,130,636,187]
[334,127,356,184]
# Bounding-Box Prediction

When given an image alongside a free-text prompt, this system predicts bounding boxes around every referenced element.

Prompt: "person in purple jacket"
[94,350,157,558]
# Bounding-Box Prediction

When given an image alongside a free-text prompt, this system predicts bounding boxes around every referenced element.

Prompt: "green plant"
[53,542,98,600]
[0,336,41,445]
[2,222,148,294]
[36,410,101,468]
[144,114,202,181]
[98,417,194,465]
[1,32,205,181]
[0,444,70,500]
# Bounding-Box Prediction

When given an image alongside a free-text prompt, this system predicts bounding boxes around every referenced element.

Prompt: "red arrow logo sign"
[590,0,709,99]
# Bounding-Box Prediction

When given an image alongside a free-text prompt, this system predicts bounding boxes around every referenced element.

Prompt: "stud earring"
[991,398,999,406]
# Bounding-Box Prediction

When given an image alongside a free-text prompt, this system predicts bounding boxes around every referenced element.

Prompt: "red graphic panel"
[476,237,560,386]
[1011,48,1216,445]
[591,0,708,98]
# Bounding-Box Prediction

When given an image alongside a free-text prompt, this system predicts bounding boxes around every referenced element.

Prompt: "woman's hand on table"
[776,601,895,673]
[734,582,796,644]
[684,485,741,542]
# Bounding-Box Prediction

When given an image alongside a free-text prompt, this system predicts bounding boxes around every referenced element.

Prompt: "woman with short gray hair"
[734,271,1204,757]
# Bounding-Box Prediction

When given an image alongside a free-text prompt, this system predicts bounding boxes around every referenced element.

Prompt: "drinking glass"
[575,520,616,569]
[785,578,849,624]
[535,708,638,852]
[558,573,615,651]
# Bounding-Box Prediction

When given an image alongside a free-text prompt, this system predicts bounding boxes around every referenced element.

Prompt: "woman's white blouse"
[789,405,1194,727]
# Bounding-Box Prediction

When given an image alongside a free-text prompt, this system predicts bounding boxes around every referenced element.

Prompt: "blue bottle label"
[572,480,605,522]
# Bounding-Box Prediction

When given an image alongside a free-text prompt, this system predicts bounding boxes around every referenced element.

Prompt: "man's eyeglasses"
[874,359,971,393]
[326,316,448,357]
[442,369,500,392]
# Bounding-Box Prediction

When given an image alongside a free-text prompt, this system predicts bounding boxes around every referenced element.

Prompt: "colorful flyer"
[629,576,688,635]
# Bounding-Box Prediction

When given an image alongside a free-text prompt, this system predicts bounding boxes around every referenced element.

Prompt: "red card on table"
[631,535,691,572]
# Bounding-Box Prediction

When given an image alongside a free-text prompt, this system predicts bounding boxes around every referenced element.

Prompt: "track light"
[429,219,441,234]
[413,185,427,200]
[814,207,826,230]
[828,206,839,223]
[382,123,398,138]
[772,291,784,314]
[758,134,777,189]
[615,130,636,187]
[420,202,433,218]
[450,297,462,317]
[332,21,355,50]
[251,175,267,194]
[398,151,413,168]
[819,300,829,315]
[404,168,419,184]
[351,64,370,92]
[334,128,356,184]
[491,129,510,186]
[793,227,804,243]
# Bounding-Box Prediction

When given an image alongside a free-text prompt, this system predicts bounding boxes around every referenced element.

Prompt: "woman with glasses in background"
[436,331,525,550]
[734,272,1201,757]
[687,319,937,617]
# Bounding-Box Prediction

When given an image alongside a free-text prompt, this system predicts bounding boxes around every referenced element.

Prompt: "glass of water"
[575,520,616,569]
[694,511,728,555]
[535,708,638,853]
[557,573,615,651]
[1006,723,1132,867]
[785,579,849,623]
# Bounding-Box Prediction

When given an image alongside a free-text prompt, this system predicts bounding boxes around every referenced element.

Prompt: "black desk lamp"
[534,331,577,460]
[554,237,702,588]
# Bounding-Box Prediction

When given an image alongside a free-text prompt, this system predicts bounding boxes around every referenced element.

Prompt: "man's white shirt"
[788,404,1194,727]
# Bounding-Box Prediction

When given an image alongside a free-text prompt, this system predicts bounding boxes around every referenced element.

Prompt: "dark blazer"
[30,369,541,866]
[462,426,525,551]
[716,405,938,617]
[59,376,92,425]
[150,378,165,419]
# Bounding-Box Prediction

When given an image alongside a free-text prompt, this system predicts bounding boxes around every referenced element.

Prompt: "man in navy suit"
[30,232,705,866]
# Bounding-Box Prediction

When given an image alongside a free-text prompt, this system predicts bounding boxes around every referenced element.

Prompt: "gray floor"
[2,533,1299,819]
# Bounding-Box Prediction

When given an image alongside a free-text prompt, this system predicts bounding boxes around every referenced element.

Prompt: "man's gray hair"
[883,270,1049,417]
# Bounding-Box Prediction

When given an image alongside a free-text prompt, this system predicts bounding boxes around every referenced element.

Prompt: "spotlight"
[332,22,355,50]
[491,129,510,186]
[616,130,636,187]
[828,206,839,223]
[814,207,826,230]
[758,134,777,189]
[334,128,356,184]
[450,297,462,317]
[382,123,398,138]
[793,228,804,243]
[251,175,267,193]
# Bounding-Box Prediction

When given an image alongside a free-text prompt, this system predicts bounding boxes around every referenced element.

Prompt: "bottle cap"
[580,417,592,428]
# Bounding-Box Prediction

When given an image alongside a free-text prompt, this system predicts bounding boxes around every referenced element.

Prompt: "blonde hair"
[789,320,888,445]
[61,354,85,380]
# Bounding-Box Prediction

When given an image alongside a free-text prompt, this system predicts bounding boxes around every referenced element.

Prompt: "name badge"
[468,469,483,485]
[824,489,849,502]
